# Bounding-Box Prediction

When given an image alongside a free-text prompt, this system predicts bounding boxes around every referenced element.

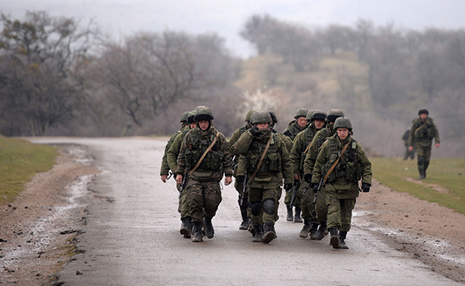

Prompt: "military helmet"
[250,111,272,125]
[269,111,278,124]
[307,109,327,121]
[418,109,429,115]
[187,110,197,123]
[180,111,190,123]
[294,108,309,119]
[245,110,256,122]
[333,117,352,131]
[326,109,344,123]
[194,105,214,121]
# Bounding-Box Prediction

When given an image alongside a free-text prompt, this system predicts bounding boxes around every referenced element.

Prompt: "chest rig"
[246,133,281,175]
[185,129,223,171]
[322,136,363,183]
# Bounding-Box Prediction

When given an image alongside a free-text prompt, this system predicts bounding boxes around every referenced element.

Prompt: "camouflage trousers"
[249,187,279,225]
[186,178,222,223]
[326,195,356,232]
[300,181,318,224]
[177,183,191,218]
[284,184,301,207]
[314,188,327,223]
[414,143,432,173]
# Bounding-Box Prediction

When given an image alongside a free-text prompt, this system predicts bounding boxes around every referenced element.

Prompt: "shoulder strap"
[323,137,352,183]
[247,134,273,184]
[188,130,219,176]
[414,120,428,136]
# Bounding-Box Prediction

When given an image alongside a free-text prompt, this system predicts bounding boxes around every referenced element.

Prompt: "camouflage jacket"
[290,123,319,177]
[282,120,306,141]
[312,134,372,199]
[408,117,440,147]
[303,124,335,176]
[176,126,233,181]
[167,126,193,172]
[160,127,185,175]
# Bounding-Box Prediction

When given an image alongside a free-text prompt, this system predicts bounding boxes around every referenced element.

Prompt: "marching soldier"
[311,117,372,249]
[290,110,327,239]
[234,111,293,244]
[176,106,233,242]
[402,129,415,160]
[408,109,440,179]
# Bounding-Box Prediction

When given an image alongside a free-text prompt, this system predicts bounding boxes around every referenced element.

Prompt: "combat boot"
[204,217,214,239]
[328,227,340,248]
[252,224,263,242]
[309,223,319,240]
[299,220,311,238]
[180,217,192,238]
[192,222,203,242]
[339,231,349,249]
[315,221,327,240]
[262,222,276,244]
[286,205,293,221]
[294,207,303,223]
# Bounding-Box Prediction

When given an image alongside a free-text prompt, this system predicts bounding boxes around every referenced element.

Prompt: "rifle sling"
[413,121,428,136]
[322,137,352,183]
[247,134,273,185]
[187,131,219,176]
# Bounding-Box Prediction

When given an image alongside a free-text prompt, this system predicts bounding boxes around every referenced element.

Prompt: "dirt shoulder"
[0,145,100,285]
[1,144,464,285]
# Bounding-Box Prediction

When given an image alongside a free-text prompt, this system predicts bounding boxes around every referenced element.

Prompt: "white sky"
[2,0,465,58]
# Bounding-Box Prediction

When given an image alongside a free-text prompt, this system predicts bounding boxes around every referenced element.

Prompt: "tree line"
[0,11,463,157]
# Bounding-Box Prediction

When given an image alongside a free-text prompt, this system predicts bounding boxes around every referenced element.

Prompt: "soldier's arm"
[280,140,293,184]
[432,121,440,144]
[289,133,303,177]
[220,134,234,177]
[160,134,177,175]
[311,144,327,184]
[230,130,253,156]
[167,133,183,172]
[357,143,373,185]
[228,128,242,147]
[303,134,319,175]
[236,155,247,177]
[408,122,415,147]
[175,133,189,175]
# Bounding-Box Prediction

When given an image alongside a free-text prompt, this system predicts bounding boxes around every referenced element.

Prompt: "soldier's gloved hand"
[312,183,319,193]
[304,174,312,183]
[236,175,245,183]
[361,183,371,192]
[249,126,260,137]
[284,183,293,191]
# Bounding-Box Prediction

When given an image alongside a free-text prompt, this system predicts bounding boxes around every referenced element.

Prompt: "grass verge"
[371,157,465,215]
[0,136,58,203]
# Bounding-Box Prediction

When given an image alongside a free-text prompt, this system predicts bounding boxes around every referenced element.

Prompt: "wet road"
[30,137,460,286]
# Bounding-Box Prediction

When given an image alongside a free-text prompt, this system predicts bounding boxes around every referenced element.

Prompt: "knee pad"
[418,156,424,166]
[263,199,275,215]
[251,202,262,216]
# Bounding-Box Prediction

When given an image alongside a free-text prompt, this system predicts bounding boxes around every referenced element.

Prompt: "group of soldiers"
[160,105,373,249]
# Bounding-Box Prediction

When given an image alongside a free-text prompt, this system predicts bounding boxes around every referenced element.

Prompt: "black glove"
[361,183,371,192]
[312,183,319,193]
[236,175,245,183]
[304,174,312,183]
[284,183,293,191]
[249,126,260,137]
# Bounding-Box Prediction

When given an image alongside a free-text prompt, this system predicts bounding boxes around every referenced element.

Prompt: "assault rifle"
[179,170,189,198]
[239,174,248,206]
[289,179,301,207]
[312,177,324,204]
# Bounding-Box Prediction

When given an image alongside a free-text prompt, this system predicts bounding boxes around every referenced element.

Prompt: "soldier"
[311,117,372,249]
[402,129,415,160]
[408,109,440,179]
[167,110,197,238]
[229,110,255,230]
[160,111,190,183]
[234,111,293,244]
[303,109,344,240]
[283,108,309,222]
[290,110,327,239]
[175,106,233,242]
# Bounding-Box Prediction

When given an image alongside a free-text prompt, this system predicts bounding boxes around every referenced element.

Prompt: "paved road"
[30,137,460,286]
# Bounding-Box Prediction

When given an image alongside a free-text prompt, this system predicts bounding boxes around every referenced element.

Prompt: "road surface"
[29,137,460,286]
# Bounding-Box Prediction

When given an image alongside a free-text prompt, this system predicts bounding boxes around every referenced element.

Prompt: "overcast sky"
[2,0,465,58]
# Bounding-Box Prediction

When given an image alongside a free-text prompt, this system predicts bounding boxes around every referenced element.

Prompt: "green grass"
[0,135,58,203]
[371,157,465,215]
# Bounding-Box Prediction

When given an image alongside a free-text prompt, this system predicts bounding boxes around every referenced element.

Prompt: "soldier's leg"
[262,188,278,243]
[314,188,328,240]
[274,186,282,222]
[326,192,342,248]
[299,182,318,238]
[179,189,192,238]
[186,179,205,242]
[423,147,432,178]
[249,187,264,242]
[202,181,222,239]
[415,144,426,179]
[339,198,356,249]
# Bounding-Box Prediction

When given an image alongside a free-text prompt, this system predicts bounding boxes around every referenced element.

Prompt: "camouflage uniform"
[408,109,440,179]
[312,117,372,249]
[303,109,344,239]
[234,111,293,243]
[229,110,254,230]
[283,108,308,222]
[176,107,233,242]
[160,111,189,178]
[167,111,197,238]
[290,110,326,239]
